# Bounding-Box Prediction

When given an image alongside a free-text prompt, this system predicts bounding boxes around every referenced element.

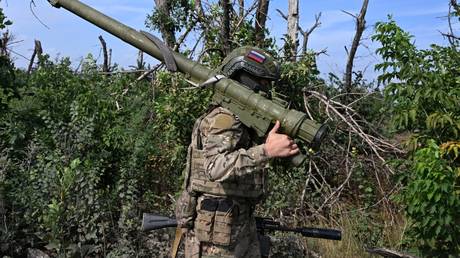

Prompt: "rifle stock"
[141,213,178,231]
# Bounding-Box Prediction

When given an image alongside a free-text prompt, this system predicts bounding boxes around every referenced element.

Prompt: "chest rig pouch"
[194,196,253,246]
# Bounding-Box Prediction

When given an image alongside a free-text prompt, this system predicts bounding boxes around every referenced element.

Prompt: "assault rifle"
[142,213,341,257]
[47,0,328,166]
[141,213,342,240]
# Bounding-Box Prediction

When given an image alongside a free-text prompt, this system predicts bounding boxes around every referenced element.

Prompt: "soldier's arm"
[264,120,299,157]
[201,109,270,182]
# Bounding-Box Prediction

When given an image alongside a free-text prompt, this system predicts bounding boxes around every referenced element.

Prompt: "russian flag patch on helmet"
[247,50,266,63]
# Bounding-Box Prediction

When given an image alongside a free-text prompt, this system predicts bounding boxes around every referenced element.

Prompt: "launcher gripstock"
[141,213,342,241]
[47,0,328,166]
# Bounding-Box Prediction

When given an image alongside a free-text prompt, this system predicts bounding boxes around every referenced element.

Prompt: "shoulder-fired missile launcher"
[47,0,327,166]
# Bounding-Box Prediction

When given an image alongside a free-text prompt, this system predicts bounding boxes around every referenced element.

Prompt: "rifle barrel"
[299,227,342,240]
[261,223,341,241]
[142,214,341,241]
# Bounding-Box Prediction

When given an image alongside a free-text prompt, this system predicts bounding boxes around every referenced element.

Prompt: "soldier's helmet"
[219,46,280,95]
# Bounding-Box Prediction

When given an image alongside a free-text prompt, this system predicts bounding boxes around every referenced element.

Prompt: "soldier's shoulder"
[202,106,240,131]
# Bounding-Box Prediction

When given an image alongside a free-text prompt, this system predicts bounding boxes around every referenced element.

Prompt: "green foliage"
[0,55,18,112]
[0,2,17,112]
[398,141,460,256]
[277,53,321,110]
[0,53,210,256]
[145,0,192,44]
[0,0,12,30]
[348,210,384,248]
[373,17,460,147]
[0,2,406,257]
[373,17,460,256]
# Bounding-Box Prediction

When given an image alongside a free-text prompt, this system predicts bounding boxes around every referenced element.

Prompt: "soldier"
[175,46,299,258]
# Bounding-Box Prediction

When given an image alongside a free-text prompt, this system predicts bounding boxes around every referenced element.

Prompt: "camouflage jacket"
[200,106,269,180]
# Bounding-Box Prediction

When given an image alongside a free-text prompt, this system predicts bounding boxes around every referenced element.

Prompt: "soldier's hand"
[264,121,300,158]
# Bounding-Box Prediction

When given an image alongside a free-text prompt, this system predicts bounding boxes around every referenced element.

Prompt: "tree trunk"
[299,13,321,56]
[238,0,245,19]
[108,49,112,70]
[98,35,109,73]
[288,0,299,61]
[451,0,460,14]
[27,40,43,74]
[137,50,144,70]
[0,30,10,57]
[195,0,205,18]
[255,0,270,47]
[194,0,211,48]
[344,0,369,96]
[220,0,231,55]
[154,0,176,48]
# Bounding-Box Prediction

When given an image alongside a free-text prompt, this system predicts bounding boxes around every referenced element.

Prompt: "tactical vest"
[176,107,266,246]
[186,107,266,199]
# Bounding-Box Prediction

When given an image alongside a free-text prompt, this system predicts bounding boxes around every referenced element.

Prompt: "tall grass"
[305,209,407,258]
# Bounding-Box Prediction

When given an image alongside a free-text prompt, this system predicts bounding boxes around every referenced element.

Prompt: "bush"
[0,54,211,256]
[399,141,460,256]
[373,17,460,256]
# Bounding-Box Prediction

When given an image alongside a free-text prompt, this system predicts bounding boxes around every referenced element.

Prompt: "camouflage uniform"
[176,46,280,258]
[180,106,270,258]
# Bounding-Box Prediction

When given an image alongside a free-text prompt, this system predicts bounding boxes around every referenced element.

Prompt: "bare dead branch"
[238,0,245,18]
[451,0,460,14]
[137,51,144,70]
[220,0,231,54]
[108,48,112,69]
[189,32,205,59]
[299,13,322,55]
[134,67,159,82]
[255,0,270,47]
[29,0,50,29]
[74,57,84,73]
[193,0,214,49]
[299,160,313,209]
[441,31,460,41]
[98,35,109,73]
[235,1,258,29]
[111,64,163,110]
[100,69,152,75]
[341,10,357,19]
[304,89,404,168]
[366,247,418,258]
[287,0,299,60]
[195,0,205,18]
[444,3,460,46]
[154,0,176,47]
[302,89,405,216]
[343,0,369,97]
[317,132,356,212]
[173,18,198,52]
[0,31,10,57]
[277,9,322,58]
[27,39,42,74]
[276,8,288,20]
[315,48,328,56]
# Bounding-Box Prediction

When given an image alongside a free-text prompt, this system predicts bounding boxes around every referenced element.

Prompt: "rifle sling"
[171,227,183,258]
[140,31,178,72]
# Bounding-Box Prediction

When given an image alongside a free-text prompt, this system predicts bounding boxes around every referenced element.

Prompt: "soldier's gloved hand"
[264,120,300,158]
